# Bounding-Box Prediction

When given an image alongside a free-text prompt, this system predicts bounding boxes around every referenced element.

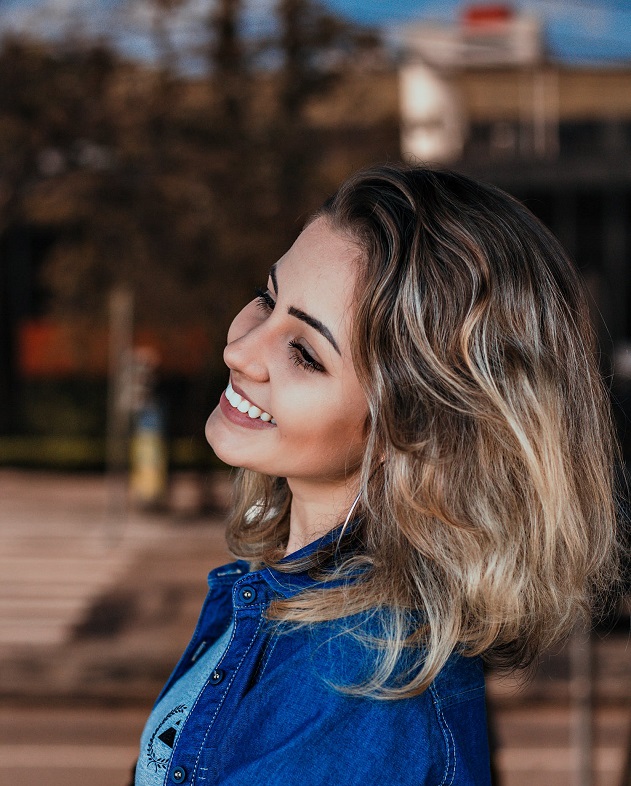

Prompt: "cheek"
[278,391,367,463]
[318,413,368,475]
[330,390,369,462]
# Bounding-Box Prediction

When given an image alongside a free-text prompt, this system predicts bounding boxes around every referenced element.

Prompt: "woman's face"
[205,217,369,492]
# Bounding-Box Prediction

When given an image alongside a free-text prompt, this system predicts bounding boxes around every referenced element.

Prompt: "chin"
[204,410,261,472]
[205,409,236,466]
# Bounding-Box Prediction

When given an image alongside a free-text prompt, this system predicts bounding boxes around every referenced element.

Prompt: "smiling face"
[205,217,369,499]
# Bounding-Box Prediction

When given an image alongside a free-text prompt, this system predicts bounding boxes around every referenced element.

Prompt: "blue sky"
[1,0,630,65]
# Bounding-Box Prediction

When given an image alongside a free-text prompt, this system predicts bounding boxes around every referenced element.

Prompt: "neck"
[284,477,360,557]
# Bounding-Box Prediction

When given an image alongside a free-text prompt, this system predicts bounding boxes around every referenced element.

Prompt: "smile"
[225,382,276,424]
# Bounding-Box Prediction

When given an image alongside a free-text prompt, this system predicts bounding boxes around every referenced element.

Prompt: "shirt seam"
[429,681,457,786]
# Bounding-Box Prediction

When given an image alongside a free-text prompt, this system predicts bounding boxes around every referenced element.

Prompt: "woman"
[134,165,619,785]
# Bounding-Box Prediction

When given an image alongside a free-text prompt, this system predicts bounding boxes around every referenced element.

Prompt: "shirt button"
[238,585,257,604]
[210,668,224,685]
[171,765,187,783]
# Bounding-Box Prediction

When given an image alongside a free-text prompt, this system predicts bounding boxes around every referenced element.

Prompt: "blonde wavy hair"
[226,164,620,699]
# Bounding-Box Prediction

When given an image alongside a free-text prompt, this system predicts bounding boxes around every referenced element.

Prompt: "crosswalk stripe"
[496,747,622,771]
[0,744,139,768]
[0,515,135,648]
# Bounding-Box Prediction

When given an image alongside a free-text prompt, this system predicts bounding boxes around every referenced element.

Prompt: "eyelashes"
[253,287,325,373]
[254,287,275,313]
[288,339,323,373]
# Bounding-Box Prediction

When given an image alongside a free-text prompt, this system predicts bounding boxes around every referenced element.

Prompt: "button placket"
[168,578,269,785]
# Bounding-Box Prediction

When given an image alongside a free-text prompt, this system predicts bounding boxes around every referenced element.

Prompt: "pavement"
[1,468,631,786]
[0,469,233,703]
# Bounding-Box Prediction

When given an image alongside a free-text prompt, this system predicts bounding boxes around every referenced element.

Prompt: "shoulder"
[227,654,489,785]
[431,649,487,707]
[284,610,486,699]
[253,607,485,692]
[226,617,491,785]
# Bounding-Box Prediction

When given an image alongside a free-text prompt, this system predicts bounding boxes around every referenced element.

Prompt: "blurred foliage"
[0,0,399,451]
[0,0,389,328]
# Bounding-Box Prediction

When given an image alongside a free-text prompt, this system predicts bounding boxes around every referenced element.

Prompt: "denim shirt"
[145,531,491,786]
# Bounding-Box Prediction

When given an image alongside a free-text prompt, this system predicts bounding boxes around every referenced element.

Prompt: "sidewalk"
[0,469,232,703]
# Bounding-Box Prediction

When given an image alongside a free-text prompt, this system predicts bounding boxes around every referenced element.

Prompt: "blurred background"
[1,1,631,784]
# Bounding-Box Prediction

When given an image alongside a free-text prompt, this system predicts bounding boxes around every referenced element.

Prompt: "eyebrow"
[269,263,341,356]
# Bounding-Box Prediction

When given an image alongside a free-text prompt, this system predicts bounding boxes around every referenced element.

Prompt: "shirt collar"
[258,521,358,599]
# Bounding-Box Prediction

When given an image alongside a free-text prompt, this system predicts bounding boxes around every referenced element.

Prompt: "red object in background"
[19,321,100,376]
[19,320,212,377]
[461,4,514,26]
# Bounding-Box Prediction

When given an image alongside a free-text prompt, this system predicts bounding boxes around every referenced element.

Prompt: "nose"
[223,313,270,383]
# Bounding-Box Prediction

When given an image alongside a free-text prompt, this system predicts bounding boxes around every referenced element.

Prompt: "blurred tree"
[270,0,384,245]
[277,0,342,117]
[149,0,188,75]
[0,39,119,430]
[209,0,247,127]
[0,2,394,436]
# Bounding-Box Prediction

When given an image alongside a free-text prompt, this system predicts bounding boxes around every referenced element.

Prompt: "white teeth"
[226,383,242,407]
[224,383,275,424]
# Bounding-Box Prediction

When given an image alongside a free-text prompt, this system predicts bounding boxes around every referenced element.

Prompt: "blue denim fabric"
[150,530,491,785]
[136,622,234,784]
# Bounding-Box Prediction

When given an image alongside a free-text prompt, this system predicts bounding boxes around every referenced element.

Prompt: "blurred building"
[400,3,631,454]
[400,4,544,161]
[401,7,630,334]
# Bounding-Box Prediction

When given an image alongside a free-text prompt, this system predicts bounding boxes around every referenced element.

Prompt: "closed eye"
[288,340,325,373]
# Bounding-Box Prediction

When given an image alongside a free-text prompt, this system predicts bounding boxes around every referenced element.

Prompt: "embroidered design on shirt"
[146,703,187,771]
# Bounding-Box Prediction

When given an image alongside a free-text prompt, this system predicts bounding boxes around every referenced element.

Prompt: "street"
[0,705,143,786]
[1,469,630,785]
